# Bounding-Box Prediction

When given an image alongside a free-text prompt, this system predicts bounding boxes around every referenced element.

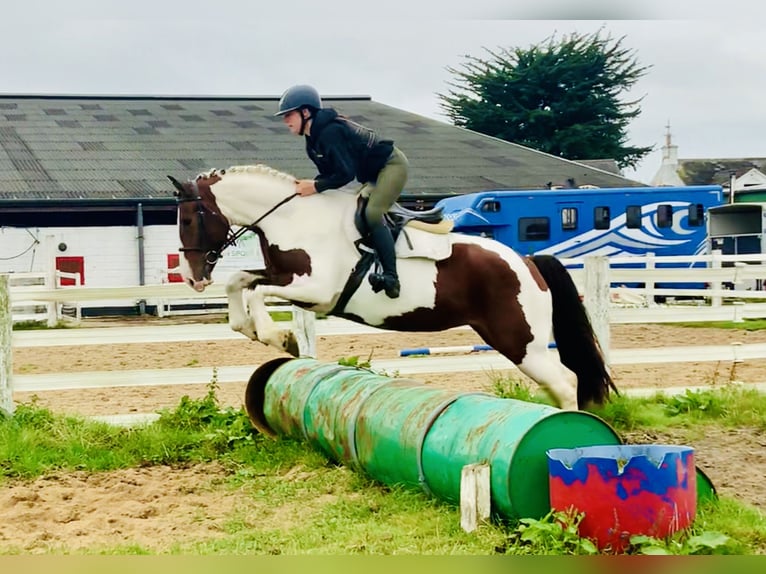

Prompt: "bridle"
[177,178,298,266]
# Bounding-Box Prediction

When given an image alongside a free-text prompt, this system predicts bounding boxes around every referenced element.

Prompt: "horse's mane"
[196,164,296,183]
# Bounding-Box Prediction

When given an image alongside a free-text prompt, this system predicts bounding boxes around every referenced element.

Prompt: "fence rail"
[9,270,83,325]
[5,252,766,326]
[3,252,766,414]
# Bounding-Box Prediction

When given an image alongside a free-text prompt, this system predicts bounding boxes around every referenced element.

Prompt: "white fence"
[8,251,766,327]
[2,253,766,415]
[8,251,766,317]
[9,270,83,325]
[562,251,766,305]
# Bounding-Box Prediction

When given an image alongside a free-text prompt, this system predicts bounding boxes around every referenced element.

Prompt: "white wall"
[1,224,265,287]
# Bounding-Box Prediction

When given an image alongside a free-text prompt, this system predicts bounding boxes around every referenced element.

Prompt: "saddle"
[353,196,448,240]
[331,197,450,316]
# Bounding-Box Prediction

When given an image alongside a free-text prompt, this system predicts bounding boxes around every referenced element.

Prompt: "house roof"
[678,158,766,186]
[0,94,645,202]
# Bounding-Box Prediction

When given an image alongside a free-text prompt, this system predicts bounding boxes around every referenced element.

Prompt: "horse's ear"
[167,175,186,197]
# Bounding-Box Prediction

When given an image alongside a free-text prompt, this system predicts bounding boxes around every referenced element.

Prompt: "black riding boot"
[367,224,400,298]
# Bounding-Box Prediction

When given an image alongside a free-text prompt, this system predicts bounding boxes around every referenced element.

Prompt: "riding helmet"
[274,84,323,116]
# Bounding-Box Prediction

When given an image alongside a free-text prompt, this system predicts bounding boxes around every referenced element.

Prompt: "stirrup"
[369,273,400,298]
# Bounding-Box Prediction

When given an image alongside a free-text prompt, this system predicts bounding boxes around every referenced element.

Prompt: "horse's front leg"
[245,280,336,357]
[225,270,266,340]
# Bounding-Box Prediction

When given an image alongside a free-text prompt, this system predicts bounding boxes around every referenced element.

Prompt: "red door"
[167,253,183,283]
[56,256,85,286]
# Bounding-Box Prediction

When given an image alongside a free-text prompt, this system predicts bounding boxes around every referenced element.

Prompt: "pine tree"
[439,29,653,169]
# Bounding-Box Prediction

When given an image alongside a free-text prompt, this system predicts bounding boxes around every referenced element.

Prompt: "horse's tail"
[530,254,618,408]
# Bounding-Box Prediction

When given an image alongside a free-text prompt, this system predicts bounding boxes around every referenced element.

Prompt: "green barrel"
[244,357,292,437]
[696,466,718,504]
[420,393,622,519]
[245,357,623,521]
[301,365,398,469]
[257,358,350,441]
[353,381,481,488]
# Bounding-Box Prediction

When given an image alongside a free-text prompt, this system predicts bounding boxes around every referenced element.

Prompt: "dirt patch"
[0,463,238,552]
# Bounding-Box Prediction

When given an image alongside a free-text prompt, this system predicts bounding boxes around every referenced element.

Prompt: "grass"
[487,370,766,432]
[668,318,766,331]
[0,375,764,555]
[11,319,77,331]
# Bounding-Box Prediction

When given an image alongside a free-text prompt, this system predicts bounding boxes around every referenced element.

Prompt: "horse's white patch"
[290,272,311,286]
[343,257,439,325]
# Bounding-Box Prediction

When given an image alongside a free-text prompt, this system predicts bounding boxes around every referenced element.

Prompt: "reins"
[219,191,299,254]
[178,181,299,265]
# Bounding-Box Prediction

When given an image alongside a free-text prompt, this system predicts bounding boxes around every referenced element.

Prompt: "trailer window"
[561,207,578,230]
[480,200,501,212]
[626,205,642,229]
[594,206,610,230]
[519,217,550,241]
[688,203,704,227]
[657,204,673,228]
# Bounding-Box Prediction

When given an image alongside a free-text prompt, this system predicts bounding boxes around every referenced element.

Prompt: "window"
[626,205,642,229]
[167,253,184,283]
[688,203,704,227]
[657,204,673,228]
[519,217,550,241]
[561,207,578,230]
[594,206,611,230]
[480,200,501,212]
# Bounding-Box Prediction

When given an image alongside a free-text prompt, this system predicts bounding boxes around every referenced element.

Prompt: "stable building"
[0,94,644,315]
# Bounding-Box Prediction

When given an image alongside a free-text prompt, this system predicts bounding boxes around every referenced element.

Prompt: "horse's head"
[168,171,231,292]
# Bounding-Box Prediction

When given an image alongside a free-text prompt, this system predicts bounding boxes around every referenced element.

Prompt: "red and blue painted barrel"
[546,444,697,552]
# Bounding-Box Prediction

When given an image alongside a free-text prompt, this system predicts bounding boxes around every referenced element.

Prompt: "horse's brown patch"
[381,243,534,364]
[252,228,312,286]
[524,256,549,292]
[176,179,230,282]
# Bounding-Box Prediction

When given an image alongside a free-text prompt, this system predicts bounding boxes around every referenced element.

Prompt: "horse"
[168,165,617,411]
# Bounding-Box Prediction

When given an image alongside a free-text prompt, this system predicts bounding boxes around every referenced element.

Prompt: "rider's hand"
[296,179,317,196]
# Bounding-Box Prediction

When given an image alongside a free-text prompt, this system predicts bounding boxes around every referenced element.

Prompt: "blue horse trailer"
[436,185,725,292]
[436,185,725,259]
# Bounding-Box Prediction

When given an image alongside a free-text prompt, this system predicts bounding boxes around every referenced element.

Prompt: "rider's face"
[282,109,310,135]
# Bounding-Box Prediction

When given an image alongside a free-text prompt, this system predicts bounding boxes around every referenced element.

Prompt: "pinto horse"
[169,165,616,410]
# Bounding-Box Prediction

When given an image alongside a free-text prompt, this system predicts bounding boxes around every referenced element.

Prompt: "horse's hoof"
[231,323,258,341]
[282,331,300,357]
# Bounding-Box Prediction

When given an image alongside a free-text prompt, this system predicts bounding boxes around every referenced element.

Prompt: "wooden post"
[0,275,14,416]
[292,306,317,358]
[583,255,611,365]
[460,463,490,533]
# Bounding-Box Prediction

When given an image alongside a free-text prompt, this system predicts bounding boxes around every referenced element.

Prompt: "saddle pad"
[395,226,452,261]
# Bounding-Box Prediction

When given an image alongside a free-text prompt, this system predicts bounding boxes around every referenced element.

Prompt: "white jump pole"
[0,275,14,416]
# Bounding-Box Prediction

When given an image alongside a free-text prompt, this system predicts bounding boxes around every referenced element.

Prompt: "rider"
[275,84,408,299]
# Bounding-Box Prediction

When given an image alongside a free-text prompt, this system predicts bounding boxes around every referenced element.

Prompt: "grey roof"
[0,94,645,201]
[678,158,766,186]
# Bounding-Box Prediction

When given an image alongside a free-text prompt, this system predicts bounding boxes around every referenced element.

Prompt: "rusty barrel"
[245,357,622,520]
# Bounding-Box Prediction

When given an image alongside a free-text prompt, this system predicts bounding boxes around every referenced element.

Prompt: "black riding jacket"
[305,108,394,192]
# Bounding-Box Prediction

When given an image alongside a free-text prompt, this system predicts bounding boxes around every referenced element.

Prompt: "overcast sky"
[4,0,765,185]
